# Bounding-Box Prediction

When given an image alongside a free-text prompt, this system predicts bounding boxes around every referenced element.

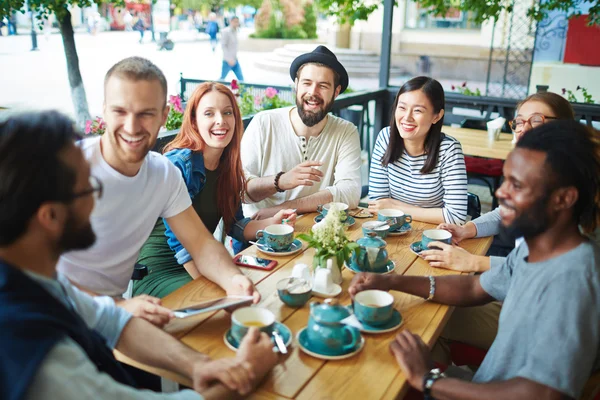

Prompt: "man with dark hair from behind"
[350,120,600,399]
[0,111,278,400]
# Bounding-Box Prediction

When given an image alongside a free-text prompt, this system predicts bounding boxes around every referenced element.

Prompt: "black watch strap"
[423,368,445,400]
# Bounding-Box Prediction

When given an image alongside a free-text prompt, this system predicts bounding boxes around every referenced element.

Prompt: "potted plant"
[297,206,359,284]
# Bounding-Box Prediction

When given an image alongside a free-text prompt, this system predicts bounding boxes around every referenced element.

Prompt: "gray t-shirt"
[474,241,600,398]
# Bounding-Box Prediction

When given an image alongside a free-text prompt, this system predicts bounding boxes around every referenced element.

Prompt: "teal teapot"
[307,299,361,356]
[350,233,389,273]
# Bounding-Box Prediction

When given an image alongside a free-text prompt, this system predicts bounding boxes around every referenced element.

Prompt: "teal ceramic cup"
[256,224,294,251]
[231,307,276,344]
[316,202,349,222]
[361,221,390,238]
[377,209,412,231]
[422,229,452,250]
[353,290,394,326]
[277,277,312,308]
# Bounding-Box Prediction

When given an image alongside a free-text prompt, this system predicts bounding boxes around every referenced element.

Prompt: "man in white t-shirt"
[58,57,258,325]
[241,46,362,219]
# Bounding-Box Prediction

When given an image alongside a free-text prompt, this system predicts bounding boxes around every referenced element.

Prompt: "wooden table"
[443,125,514,160]
[118,213,492,399]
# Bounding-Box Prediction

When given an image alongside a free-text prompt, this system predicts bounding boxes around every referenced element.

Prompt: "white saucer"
[297,327,365,360]
[311,283,342,298]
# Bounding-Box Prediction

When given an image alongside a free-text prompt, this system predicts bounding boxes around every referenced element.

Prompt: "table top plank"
[443,125,514,160]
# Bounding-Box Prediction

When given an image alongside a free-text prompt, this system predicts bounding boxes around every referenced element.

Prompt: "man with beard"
[349,120,600,399]
[241,46,362,219]
[0,111,279,400]
[58,57,259,326]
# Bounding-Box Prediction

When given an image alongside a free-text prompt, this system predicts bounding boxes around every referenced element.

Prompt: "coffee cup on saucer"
[377,209,412,231]
[353,290,394,327]
[231,307,276,343]
[256,224,294,251]
[422,229,452,250]
[317,202,349,222]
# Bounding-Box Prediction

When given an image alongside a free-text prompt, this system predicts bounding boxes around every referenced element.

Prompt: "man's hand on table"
[348,272,391,297]
[389,330,434,392]
[117,295,174,327]
[192,355,255,395]
[236,328,279,386]
[227,273,261,304]
[421,241,479,272]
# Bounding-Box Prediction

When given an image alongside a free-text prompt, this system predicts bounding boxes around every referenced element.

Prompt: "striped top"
[368,127,468,224]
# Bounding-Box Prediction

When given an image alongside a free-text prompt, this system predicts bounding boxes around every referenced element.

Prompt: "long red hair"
[164,82,246,232]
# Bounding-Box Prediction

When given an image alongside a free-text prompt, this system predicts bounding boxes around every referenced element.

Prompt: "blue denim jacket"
[163,148,250,264]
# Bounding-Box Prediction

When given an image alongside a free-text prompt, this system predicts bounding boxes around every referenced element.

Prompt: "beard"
[58,210,97,253]
[296,92,335,127]
[500,191,552,240]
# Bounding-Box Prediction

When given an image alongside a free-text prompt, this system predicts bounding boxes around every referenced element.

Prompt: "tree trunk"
[58,10,91,129]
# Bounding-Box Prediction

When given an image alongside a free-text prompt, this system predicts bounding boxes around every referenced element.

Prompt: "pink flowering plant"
[451,81,482,97]
[85,117,106,135]
[165,95,184,130]
[230,80,292,116]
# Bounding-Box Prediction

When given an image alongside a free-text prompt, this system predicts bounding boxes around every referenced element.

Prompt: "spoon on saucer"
[249,240,275,251]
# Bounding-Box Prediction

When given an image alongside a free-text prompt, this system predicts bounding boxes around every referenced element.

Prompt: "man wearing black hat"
[241,46,362,219]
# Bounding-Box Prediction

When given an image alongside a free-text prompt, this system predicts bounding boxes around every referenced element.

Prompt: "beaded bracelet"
[274,171,285,193]
[426,275,436,301]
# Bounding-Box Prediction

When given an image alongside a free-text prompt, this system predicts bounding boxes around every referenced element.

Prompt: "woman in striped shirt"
[368,76,468,225]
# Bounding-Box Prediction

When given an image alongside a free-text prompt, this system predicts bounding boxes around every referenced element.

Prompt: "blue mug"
[422,229,452,250]
[353,290,394,326]
[256,224,294,251]
[316,202,349,222]
[231,307,276,344]
[377,209,412,231]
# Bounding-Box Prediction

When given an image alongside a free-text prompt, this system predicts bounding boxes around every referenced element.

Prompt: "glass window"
[405,1,482,30]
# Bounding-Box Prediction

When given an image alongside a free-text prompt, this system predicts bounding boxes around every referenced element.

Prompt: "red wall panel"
[564,15,600,66]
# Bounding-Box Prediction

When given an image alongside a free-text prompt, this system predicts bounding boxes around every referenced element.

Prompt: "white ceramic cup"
[313,268,333,293]
[291,263,312,283]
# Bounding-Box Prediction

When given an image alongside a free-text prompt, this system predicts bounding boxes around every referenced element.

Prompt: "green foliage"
[302,2,318,38]
[562,86,596,104]
[253,0,308,38]
[312,0,599,27]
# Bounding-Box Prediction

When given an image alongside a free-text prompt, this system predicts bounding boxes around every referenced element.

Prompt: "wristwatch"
[423,368,445,400]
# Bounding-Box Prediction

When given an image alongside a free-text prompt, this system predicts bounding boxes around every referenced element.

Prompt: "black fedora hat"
[289,45,349,93]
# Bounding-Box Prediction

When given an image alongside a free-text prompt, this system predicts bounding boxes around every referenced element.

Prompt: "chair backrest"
[467,192,481,220]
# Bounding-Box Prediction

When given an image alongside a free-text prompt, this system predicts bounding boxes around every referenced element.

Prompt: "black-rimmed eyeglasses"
[71,176,103,201]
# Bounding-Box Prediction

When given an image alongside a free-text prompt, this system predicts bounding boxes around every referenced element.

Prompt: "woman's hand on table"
[227,273,261,304]
[389,330,433,392]
[421,242,480,272]
[192,356,255,395]
[367,198,402,212]
[236,328,279,388]
[348,272,390,297]
[116,295,174,327]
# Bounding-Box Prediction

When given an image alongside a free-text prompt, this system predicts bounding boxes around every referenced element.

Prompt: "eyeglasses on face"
[509,114,557,133]
[71,175,103,201]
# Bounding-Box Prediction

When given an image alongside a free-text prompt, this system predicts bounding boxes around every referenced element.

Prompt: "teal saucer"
[359,309,403,334]
[297,327,364,360]
[409,241,425,255]
[345,260,396,275]
[256,238,303,257]
[314,215,356,227]
[223,322,292,352]
[388,224,411,236]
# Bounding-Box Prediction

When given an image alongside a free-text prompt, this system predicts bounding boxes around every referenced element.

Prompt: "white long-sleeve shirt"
[241,107,362,217]
[368,127,468,224]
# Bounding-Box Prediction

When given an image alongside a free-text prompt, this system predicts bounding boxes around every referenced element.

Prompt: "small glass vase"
[313,256,343,285]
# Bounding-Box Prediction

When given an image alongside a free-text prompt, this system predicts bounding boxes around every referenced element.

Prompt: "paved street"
[0,28,320,118]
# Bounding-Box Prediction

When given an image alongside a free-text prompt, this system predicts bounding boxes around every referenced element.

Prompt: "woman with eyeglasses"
[132,82,296,298]
[419,91,575,366]
[421,91,575,273]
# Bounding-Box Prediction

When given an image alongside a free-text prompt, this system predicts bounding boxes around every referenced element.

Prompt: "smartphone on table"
[233,254,277,271]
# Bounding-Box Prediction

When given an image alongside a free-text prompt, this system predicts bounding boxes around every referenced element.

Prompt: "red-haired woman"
[133,82,296,298]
